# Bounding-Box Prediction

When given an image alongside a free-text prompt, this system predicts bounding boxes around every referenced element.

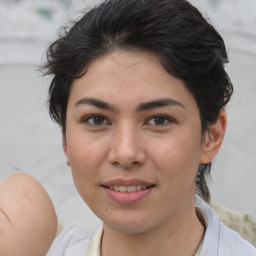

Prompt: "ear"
[62,134,70,162]
[200,109,227,164]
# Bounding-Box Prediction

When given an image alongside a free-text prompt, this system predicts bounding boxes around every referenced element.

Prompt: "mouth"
[103,184,155,193]
[101,179,155,204]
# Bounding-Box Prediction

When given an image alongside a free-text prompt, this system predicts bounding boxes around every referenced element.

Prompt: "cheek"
[149,131,202,178]
[67,137,103,202]
[67,134,109,178]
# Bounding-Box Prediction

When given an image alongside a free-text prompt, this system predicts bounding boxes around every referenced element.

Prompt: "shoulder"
[218,222,256,256]
[210,202,256,246]
[46,226,90,256]
[196,199,256,256]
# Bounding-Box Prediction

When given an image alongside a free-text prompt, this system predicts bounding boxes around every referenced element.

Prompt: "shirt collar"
[86,225,103,256]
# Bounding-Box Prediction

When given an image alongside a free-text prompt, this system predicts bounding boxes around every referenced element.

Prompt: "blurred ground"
[0,0,255,235]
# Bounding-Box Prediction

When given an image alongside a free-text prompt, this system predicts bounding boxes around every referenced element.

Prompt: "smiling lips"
[109,185,148,192]
[102,179,155,204]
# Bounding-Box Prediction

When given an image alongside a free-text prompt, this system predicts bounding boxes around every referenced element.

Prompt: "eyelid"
[81,114,110,126]
[145,115,176,126]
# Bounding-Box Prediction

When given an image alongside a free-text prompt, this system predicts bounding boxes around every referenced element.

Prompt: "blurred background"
[0,0,255,235]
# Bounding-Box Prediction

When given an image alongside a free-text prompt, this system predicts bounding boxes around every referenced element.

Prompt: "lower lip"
[103,186,154,204]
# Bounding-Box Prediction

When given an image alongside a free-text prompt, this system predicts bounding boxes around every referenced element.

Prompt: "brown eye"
[83,115,108,126]
[147,116,173,126]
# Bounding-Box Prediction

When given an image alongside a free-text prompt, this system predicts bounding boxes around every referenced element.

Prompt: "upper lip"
[102,179,154,187]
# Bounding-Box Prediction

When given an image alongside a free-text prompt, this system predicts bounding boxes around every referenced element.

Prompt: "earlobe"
[200,109,227,164]
[62,135,70,162]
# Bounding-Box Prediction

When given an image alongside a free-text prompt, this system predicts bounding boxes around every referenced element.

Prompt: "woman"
[44,0,256,255]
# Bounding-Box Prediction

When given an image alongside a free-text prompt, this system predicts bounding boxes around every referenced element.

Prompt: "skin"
[0,172,57,256]
[63,50,226,256]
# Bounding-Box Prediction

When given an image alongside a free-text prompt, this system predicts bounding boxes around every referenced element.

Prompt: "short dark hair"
[43,0,233,202]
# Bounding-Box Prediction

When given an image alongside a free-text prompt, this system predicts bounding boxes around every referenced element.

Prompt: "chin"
[102,213,157,234]
[107,222,150,234]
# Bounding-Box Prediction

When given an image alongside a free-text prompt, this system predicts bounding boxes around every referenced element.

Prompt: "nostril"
[131,161,141,166]
[111,160,141,169]
[108,145,146,168]
[112,161,119,167]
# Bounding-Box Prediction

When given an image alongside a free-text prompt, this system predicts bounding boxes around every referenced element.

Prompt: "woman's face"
[63,50,210,233]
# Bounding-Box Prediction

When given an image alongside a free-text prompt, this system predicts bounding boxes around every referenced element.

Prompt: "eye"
[146,115,174,126]
[82,115,108,126]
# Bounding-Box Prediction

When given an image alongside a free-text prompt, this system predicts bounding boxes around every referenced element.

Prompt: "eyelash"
[81,114,175,128]
[145,115,175,126]
[82,115,110,127]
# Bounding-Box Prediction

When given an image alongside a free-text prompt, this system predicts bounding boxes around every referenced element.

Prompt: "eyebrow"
[137,98,185,111]
[75,97,116,111]
[74,97,185,111]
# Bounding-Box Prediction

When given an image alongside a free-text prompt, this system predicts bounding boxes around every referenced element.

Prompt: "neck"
[101,200,205,256]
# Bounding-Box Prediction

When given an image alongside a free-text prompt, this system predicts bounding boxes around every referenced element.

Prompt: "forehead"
[68,50,197,110]
[83,50,170,86]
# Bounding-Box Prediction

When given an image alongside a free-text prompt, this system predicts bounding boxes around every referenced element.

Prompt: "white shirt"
[47,200,256,256]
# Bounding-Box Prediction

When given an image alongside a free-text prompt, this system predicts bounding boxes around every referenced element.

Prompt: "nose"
[107,122,146,168]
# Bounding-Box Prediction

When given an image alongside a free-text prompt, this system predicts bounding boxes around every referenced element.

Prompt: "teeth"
[119,186,126,192]
[136,185,142,190]
[127,186,136,192]
[109,185,148,192]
